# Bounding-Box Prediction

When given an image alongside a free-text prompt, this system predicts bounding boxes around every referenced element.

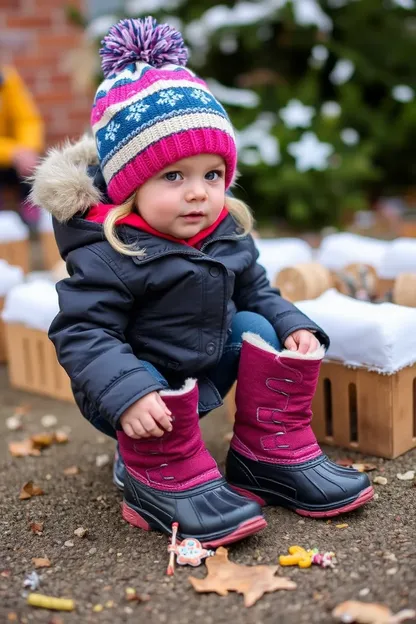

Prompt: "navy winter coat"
[32,137,329,431]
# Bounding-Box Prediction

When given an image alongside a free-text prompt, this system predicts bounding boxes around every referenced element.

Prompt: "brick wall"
[0,0,92,151]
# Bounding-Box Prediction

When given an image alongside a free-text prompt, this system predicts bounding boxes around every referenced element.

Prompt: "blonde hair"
[103,193,254,257]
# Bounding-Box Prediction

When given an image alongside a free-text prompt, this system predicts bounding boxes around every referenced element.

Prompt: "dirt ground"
[0,366,415,624]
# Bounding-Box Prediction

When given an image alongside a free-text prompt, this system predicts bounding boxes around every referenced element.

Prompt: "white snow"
[2,280,59,332]
[317,232,390,272]
[206,79,259,108]
[378,238,416,279]
[287,132,334,172]
[296,289,416,373]
[0,260,24,297]
[236,113,280,166]
[255,238,313,283]
[340,128,360,145]
[38,209,54,233]
[329,59,355,85]
[391,85,414,103]
[0,211,29,242]
[280,99,315,129]
[321,101,341,118]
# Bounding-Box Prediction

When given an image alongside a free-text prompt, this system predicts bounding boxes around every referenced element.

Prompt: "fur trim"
[242,332,325,361]
[30,135,101,222]
[160,378,197,397]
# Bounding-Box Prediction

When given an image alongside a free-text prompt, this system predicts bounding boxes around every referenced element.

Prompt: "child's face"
[135,154,226,239]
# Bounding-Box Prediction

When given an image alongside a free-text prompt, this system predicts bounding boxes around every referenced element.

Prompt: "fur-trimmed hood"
[31,135,102,222]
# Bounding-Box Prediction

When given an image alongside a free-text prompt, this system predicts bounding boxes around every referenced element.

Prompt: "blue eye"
[205,170,223,181]
[164,171,182,181]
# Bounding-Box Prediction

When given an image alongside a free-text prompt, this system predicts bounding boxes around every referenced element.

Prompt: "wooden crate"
[0,297,6,363]
[225,361,416,459]
[312,361,416,459]
[4,323,74,402]
[0,240,30,273]
[40,231,61,270]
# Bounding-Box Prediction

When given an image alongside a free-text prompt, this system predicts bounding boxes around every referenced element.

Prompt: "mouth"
[181,212,205,221]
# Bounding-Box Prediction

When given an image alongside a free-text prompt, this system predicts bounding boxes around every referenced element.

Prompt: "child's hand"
[120,392,173,439]
[284,330,321,355]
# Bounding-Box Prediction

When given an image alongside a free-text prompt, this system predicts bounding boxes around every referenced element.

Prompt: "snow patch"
[255,238,313,283]
[2,280,59,332]
[0,260,24,297]
[297,289,416,373]
[0,211,29,242]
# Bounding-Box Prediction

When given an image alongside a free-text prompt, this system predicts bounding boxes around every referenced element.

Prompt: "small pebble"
[88,548,97,555]
[124,607,133,615]
[373,476,388,485]
[6,416,22,431]
[41,414,58,428]
[396,471,415,481]
[96,454,110,468]
[359,588,370,597]
[45,474,52,481]
[74,527,88,538]
[64,540,74,548]
[386,567,398,575]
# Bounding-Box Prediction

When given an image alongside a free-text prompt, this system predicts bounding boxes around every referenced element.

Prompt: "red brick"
[6,15,53,28]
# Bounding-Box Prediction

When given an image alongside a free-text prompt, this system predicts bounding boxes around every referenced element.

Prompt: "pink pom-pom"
[100,16,188,78]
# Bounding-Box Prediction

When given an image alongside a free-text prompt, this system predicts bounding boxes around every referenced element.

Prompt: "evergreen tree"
[75,0,416,229]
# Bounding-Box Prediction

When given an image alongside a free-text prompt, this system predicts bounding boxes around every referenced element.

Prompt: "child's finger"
[153,409,173,432]
[156,394,172,415]
[297,335,310,354]
[140,413,164,437]
[131,420,150,438]
[284,335,297,351]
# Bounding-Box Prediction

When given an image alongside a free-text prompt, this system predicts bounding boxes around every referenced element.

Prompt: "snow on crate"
[316,232,389,272]
[377,238,416,279]
[0,211,29,242]
[2,280,59,332]
[38,209,54,233]
[254,238,312,283]
[296,289,416,373]
[0,260,24,297]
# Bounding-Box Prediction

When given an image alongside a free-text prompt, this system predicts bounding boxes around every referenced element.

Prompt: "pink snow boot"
[118,379,266,547]
[226,334,374,517]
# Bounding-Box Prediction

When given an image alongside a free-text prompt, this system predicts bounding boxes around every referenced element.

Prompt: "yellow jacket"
[0,66,44,167]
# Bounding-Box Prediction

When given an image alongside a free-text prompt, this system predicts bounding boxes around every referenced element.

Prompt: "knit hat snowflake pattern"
[91,17,237,204]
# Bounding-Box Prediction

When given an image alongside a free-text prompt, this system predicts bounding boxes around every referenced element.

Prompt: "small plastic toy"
[167,523,214,574]
[279,545,336,569]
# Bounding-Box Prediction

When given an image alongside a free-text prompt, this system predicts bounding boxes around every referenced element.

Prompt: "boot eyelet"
[163,476,175,480]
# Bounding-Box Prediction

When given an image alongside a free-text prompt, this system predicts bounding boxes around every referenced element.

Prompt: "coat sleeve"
[0,67,44,166]
[233,236,330,348]
[49,246,166,429]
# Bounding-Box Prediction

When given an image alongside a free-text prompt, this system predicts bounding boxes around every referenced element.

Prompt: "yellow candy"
[278,546,313,569]
[27,593,75,611]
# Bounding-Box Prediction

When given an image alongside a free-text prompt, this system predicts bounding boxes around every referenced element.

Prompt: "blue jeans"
[141,311,281,405]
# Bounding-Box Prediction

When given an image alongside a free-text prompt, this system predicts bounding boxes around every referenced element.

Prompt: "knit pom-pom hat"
[91,16,237,204]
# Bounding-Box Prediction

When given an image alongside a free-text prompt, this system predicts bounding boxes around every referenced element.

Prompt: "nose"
[184,180,208,202]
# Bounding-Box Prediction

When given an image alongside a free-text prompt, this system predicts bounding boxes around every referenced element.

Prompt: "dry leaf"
[7,614,18,622]
[332,600,416,623]
[63,465,79,476]
[15,403,31,416]
[352,463,377,473]
[336,523,349,529]
[31,433,55,449]
[30,521,44,535]
[9,439,40,457]
[32,557,51,569]
[124,588,151,602]
[336,459,377,472]
[54,431,69,444]
[19,481,44,500]
[1,570,11,577]
[189,546,296,607]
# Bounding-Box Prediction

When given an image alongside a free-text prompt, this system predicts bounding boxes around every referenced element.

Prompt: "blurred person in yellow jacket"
[0,65,44,227]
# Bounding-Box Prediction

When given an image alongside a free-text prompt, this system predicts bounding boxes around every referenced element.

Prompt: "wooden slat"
[40,232,61,270]
[0,240,30,273]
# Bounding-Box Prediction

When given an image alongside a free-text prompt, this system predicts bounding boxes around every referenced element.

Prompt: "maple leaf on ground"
[9,439,40,458]
[32,557,51,569]
[29,521,44,535]
[332,600,416,624]
[31,433,55,449]
[189,546,296,607]
[19,482,44,500]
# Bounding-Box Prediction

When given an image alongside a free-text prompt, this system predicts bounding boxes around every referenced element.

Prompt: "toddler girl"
[32,17,373,547]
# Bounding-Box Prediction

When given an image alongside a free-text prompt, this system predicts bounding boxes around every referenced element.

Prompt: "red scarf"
[86,203,229,248]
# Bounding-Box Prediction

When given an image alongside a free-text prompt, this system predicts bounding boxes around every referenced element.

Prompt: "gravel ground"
[1,366,415,624]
